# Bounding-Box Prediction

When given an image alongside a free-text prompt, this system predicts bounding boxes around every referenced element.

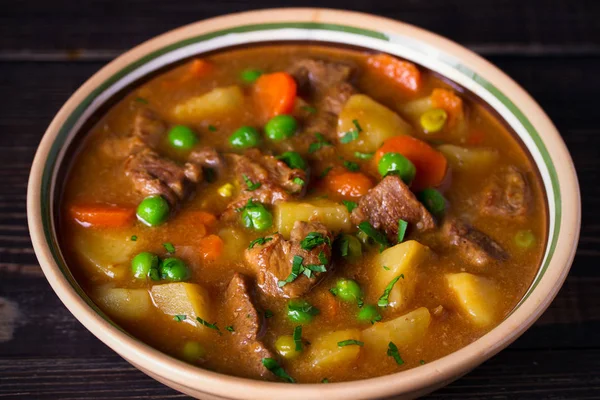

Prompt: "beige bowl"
[27,8,580,399]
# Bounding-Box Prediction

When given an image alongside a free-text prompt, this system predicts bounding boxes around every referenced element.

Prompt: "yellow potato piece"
[362,307,431,353]
[338,94,412,153]
[95,287,152,320]
[172,86,244,122]
[438,144,499,172]
[150,283,212,329]
[274,200,351,238]
[308,329,362,369]
[374,240,431,310]
[446,272,502,327]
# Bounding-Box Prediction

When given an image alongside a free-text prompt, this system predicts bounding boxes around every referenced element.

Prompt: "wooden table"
[1,1,598,398]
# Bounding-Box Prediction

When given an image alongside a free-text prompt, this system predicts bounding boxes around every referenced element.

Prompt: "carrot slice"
[70,204,135,228]
[430,88,464,128]
[367,54,421,93]
[253,72,297,120]
[189,211,217,228]
[188,59,213,78]
[375,136,448,191]
[198,234,224,261]
[323,170,374,199]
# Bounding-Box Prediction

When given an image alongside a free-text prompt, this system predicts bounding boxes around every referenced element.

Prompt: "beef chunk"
[223,149,306,216]
[321,82,358,115]
[481,166,530,219]
[289,58,354,96]
[443,218,509,267]
[189,147,224,172]
[125,148,201,206]
[223,273,275,380]
[132,109,166,148]
[351,176,436,241]
[245,221,333,298]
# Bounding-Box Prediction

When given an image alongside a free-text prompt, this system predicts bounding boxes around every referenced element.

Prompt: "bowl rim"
[27,8,581,399]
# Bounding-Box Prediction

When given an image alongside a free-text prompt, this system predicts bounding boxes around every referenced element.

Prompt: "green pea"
[331,279,362,303]
[242,202,273,231]
[229,126,261,148]
[240,69,262,83]
[168,125,198,149]
[131,252,159,279]
[286,299,319,324]
[357,305,382,324]
[417,188,446,216]
[137,195,170,226]
[515,230,536,249]
[420,108,448,133]
[277,151,307,170]
[160,257,190,281]
[264,115,297,141]
[378,152,416,184]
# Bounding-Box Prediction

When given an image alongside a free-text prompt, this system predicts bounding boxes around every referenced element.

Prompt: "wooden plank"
[0,0,599,57]
[0,349,599,398]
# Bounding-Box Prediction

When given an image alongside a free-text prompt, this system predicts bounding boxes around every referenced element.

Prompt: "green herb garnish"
[353,119,363,132]
[343,160,360,172]
[248,236,273,249]
[358,221,390,252]
[397,219,408,243]
[377,275,403,307]
[340,130,359,144]
[163,242,175,253]
[262,358,295,383]
[308,133,332,153]
[134,97,148,104]
[301,105,317,114]
[130,235,137,241]
[196,317,221,334]
[173,315,186,322]
[320,166,333,178]
[321,378,329,383]
[342,200,358,213]
[387,342,404,365]
[293,177,305,186]
[337,339,364,347]
[208,124,217,132]
[383,265,390,270]
[242,174,261,191]
[278,255,304,287]
[264,310,274,319]
[419,360,426,365]
[301,232,330,250]
[293,325,303,351]
[226,325,234,332]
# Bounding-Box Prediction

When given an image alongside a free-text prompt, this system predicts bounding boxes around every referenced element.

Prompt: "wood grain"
[0,3,599,397]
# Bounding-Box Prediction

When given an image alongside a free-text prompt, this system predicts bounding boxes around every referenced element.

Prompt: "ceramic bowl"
[27,8,581,399]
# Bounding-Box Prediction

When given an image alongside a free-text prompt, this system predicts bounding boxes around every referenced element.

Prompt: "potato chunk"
[73,228,139,281]
[438,144,499,172]
[95,286,152,320]
[446,273,502,327]
[362,307,431,352]
[308,329,362,369]
[274,200,350,238]
[374,240,431,310]
[338,94,412,153]
[150,283,212,329]
[172,86,244,122]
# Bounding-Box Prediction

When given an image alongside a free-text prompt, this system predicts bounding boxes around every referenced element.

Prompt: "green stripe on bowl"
[39,21,560,329]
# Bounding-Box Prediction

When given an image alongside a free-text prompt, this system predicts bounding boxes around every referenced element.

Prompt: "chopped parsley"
[262,358,295,383]
[383,265,390,271]
[293,177,305,186]
[337,339,364,347]
[387,342,404,365]
[397,219,408,243]
[308,133,332,153]
[163,242,175,254]
[420,360,426,365]
[377,275,404,307]
[225,325,235,332]
[248,236,273,249]
[301,105,317,114]
[319,166,333,178]
[278,255,305,287]
[173,315,186,322]
[342,200,358,213]
[335,234,350,257]
[321,378,330,383]
[208,124,217,132]
[353,119,363,132]
[242,174,261,191]
[358,221,390,252]
[340,130,359,144]
[354,151,374,160]
[293,325,303,351]
[300,232,330,250]
[318,251,328,264]
[196,317,221,334]
[130,235,137,241]
[134,97,148,104]
[264,309,274,319]
[343,160,360,172]
[287,300,320,318]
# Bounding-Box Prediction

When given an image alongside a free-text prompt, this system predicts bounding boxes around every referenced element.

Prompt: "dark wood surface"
[1,1,599,398]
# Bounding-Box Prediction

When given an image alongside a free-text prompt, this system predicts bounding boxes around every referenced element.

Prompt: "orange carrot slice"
[367,54,421,93]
